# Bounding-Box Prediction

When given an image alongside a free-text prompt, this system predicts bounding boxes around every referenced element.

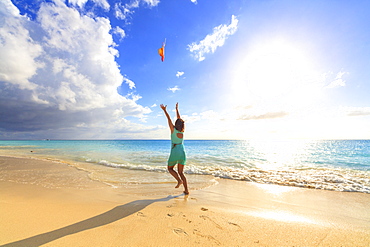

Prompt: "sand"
[0,156,369,247]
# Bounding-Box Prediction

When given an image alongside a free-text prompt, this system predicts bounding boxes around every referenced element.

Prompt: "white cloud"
[114,2,133,20]
[238,111,289,120]
[0,0,43,90]
[114,0,160,20]
[113,26,126,40]
[190,108,288,123]
[125,92,142,102]
[124,78,136,89]
[68,0,110,10]
[176,71,185,78]
[344,107,370,117]
[1,0,19,16]
[0,0,152,138]
[182,114,201,123]
[143,0,160,6]
[188,15,238,61]
[200,110,219,120]
[33,1,126,110]
[180,110,220,124]
[190,0,198,4]
[326,70,348,89]
[168,85,180,93]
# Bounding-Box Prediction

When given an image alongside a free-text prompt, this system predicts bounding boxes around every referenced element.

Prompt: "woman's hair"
[174,118,185,132]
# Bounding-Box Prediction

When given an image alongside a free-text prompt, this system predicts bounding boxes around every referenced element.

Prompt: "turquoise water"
[1,140,369,193]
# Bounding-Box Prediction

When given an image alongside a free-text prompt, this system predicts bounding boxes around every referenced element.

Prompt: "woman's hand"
[176,102,178,109]
[160,104,167,111]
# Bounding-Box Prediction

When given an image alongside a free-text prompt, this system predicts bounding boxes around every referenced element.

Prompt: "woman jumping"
[160,103,189,195]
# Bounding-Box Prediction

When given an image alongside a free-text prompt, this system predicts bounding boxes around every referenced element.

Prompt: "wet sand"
[0,156,369,246]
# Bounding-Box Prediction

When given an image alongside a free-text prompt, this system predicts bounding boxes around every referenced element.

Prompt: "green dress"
[168,129,186,166]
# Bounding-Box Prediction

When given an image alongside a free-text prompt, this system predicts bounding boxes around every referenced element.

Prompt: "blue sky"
[1,0,370,139]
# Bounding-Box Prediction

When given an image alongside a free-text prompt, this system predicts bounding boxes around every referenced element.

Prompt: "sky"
[1,0,370,140]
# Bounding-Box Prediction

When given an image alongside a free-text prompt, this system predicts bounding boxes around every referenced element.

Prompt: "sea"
[0,139,369,194]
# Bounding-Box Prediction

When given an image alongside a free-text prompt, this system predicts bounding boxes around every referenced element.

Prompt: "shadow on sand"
[1,195,179,247]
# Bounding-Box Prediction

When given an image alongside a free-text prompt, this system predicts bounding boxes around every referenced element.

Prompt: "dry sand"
[0,156,369,247]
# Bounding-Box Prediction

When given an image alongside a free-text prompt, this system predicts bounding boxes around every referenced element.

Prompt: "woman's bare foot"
[175,180,183,188]
[183,190,189,195]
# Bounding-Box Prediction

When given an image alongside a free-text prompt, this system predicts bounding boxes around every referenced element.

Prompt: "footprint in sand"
[193,229,221,245]
[228,221,243,231]
[137,212,146,217]
[199,215,223,229]
[173,228,188,236]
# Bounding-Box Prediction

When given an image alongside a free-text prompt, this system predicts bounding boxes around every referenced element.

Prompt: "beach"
[1,155,369,247]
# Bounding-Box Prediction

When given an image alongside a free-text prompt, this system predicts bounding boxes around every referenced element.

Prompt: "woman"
[160,103,189,195]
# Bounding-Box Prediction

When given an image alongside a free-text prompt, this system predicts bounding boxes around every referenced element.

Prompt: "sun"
[231,39,321,106]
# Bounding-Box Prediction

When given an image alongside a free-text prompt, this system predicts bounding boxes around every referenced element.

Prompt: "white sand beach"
[1,156,369,246]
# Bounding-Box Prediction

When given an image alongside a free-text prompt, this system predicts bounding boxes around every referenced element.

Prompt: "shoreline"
[1,140,370,194]
[1,155,370,246]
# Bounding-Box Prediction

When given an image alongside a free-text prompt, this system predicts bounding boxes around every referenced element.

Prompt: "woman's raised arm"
[160,104,174,133]
[176,102,181,119]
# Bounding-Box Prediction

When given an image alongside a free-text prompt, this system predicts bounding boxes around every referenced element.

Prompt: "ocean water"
[0,139,369,193]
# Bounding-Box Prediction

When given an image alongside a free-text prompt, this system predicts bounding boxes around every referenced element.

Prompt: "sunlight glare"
[249,139,311,170]
[254,182,298,195]
[232,40,320,106]
[248,210,316,224]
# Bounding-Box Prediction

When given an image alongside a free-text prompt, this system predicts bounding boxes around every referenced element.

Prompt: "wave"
[92,159,370,194]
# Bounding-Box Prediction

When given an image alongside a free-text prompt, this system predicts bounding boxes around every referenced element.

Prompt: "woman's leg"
[168,165,183,188]
[177,164,189,195]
